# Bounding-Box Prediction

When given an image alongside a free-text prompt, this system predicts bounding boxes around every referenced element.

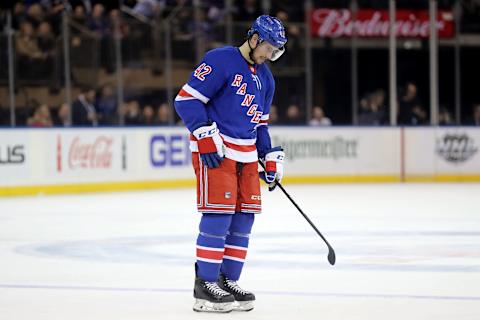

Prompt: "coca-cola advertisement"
[57,134,127,172]
[311,9,455,38]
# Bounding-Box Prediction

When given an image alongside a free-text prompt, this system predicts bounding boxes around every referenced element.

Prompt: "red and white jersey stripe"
[223,244,248,263]
[196,245,224,264]
[175,83,210,104]
[255,114,269,129]
[190,134,258,163]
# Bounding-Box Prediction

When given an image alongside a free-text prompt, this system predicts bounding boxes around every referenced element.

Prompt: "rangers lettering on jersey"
[175,46,275,163]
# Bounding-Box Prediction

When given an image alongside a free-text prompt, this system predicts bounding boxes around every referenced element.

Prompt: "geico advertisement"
[406,128,480,175]
[149,132,191,168]
[53,131,127,177]
[0,131,29,181]
[269,127,400,174]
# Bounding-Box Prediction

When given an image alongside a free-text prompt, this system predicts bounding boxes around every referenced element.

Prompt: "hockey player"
[174,15,287,313]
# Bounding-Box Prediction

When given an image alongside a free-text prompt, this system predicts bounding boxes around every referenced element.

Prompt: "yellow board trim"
[1,174,480,197]
[404,175,480,183]
[0,179,195,197]
[283,175,401,184]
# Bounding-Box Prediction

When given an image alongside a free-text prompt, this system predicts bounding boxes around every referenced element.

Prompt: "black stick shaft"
[259,161,336,265]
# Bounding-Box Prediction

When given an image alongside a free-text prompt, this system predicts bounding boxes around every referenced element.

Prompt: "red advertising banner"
[311,9,455,38]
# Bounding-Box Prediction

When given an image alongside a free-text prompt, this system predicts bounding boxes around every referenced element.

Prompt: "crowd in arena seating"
[1,0,480,127]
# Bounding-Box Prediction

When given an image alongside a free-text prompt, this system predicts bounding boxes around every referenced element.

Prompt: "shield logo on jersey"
[224,192,232,199]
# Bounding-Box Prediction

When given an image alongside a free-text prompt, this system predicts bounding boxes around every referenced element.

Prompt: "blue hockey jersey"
[174,46,274,163]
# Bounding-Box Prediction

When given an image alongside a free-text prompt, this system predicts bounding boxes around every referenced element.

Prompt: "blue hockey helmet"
[247,15,287,61]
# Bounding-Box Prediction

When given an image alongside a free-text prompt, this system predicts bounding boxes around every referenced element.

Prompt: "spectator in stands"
[398,82,427,125]
[27,104,53,127]
[88,3,108,37]
[272,0,304,22]
[185,8,214,50]
[123,100,142,125]
[359,89,387,125]
[96,84,117,125]
[205,0,224,23]
[70,0,93,14]
[72,5,88,28]
[41,0,65,35]
[309,106,332,126]
[156,102,171,125]
[72,87,98,126]
[15,21,48,78]
[37,21,56,58]
[12,2,26,30]
[438,106,453,126]
[466,103,480,126]
[53,102,71,127]
[133,0,163,19]
[142,105,156,125]
[25,3,45,29]
[284,104,303,125]
[275,10,289,24]
[269,104,279,125]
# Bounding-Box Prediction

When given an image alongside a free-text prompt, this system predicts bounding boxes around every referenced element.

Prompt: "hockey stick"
[259,161,336,265]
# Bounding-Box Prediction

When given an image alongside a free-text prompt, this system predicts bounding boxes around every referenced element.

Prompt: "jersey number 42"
[194,63,212,81]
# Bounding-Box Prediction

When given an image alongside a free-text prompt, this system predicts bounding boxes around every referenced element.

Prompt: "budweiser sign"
[66,135,113,170]
[311,9,454,38]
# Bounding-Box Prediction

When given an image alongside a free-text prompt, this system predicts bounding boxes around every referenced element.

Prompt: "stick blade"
[327,247,336,265]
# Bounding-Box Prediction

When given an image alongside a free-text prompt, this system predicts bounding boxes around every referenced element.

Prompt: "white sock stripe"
[197,257,223,264]
[196,245,225,252]
[223,255,245,263]
[228,231,250,238]
[224,244,248,251]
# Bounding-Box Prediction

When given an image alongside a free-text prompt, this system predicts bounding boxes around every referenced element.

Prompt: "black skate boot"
[193,264,234,313]
[218,272,255,311]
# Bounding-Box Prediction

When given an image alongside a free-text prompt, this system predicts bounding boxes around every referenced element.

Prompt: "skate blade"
[193,299,234,313]
[233,300,254,312]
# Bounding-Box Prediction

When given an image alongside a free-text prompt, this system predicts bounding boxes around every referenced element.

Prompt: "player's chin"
[256,58,267,64]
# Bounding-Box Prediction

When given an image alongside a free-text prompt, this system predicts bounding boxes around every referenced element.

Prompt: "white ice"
[1,183,480,320]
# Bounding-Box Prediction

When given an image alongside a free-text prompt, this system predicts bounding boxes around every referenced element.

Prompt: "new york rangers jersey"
[174,46,274,163]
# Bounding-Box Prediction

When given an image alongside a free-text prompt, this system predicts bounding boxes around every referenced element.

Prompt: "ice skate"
[193,265,234,313]
[218,272,255,311]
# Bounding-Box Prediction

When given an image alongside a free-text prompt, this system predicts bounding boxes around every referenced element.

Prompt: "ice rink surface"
[1,183,480,320]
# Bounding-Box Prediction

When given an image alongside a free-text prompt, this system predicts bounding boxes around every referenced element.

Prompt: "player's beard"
[253,52,266,65]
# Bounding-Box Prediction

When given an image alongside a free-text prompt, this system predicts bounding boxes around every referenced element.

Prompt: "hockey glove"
[260,146,285,191]
[192,122,225,168]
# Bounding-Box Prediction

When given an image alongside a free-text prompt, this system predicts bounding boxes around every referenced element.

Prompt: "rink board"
[0,127,479,196]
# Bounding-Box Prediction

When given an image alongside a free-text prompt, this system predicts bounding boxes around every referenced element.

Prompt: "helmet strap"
[247,35,259,65]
